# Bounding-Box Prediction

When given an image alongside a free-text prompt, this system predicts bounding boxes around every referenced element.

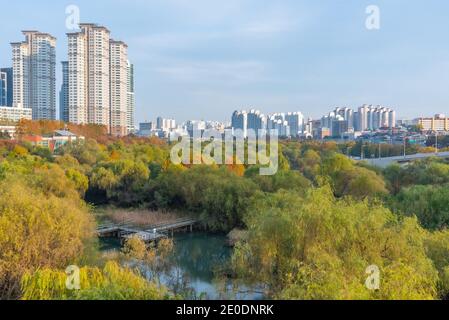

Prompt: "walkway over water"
[97,218,200,244]
[360,151,449,168]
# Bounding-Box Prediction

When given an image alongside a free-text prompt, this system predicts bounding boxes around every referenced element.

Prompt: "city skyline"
[1,1,449,123]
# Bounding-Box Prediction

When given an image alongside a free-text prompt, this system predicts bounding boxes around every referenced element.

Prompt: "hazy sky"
[1,0,449,123]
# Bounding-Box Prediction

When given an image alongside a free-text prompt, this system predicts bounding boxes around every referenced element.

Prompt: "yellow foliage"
[21,262,170,300]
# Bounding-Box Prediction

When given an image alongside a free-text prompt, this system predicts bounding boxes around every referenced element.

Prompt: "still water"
[100,232,263,300]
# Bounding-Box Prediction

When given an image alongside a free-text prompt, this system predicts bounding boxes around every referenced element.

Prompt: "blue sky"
[1,0,449,123]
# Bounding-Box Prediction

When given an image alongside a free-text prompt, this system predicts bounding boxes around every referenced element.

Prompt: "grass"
[98,207,186,228]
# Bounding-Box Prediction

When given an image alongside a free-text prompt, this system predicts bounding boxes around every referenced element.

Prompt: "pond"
[99,232,264,300]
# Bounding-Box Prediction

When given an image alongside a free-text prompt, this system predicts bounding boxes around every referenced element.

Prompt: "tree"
[424,230,449,298]
[232,187,438,300]
[0,180,95,299]
[21,262,170,300]
[392,185,449,231]
[321,154,388,199]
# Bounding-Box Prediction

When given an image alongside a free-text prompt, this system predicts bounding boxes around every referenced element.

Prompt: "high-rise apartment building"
[356,105,395,131]
[67,23,111,128]
[11,31,56,120]
[0,71,6,106]
[0,68,13,106]
[59,61,69,122]
[67,23,132,136]
[247,109,266,135]
[110,40,128,136]
[231,110,248,137]
[156,117,176,131]
[127,61,135,134]
[285,112,304,137]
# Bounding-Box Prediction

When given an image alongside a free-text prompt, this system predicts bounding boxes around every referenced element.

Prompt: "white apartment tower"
[11,31,56,120]
[110,41,129,136]
[126,61,135,134]
[67,23,132,136]
[68,24,111,130]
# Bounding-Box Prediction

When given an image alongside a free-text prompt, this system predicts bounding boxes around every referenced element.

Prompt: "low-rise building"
[418,114,449,132]
[0,125,16,138]
[0,105,32,122]
[22,130,84,152]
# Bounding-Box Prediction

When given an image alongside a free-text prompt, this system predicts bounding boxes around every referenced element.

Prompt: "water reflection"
[100,232,263,300]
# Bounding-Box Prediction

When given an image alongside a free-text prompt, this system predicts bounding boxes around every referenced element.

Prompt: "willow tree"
[0,179,95,299]
[21,262,170,300]
[232,187,440,300]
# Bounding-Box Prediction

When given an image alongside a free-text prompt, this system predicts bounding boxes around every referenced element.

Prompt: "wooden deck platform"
[97,218,199,245]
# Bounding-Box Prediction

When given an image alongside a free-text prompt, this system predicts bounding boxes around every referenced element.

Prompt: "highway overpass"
[361,151,449,168]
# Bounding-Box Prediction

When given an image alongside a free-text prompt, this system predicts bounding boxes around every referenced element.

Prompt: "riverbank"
[99,231,264,300]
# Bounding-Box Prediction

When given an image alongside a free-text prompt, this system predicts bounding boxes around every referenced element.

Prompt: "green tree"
[21,262,170,300]
[392,185,449,230]
[233,187,438,300]
[0,180,95,299]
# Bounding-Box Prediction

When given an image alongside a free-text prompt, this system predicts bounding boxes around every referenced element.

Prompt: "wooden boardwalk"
[97,218,199,245]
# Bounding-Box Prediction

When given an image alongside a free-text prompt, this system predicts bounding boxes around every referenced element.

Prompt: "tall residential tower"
[67,23,132,135]
[59,61,69,122]
[126,61,135,133]
[67,23,111,127]
[0,68,13,106]
[110,40,128,136]
[11,31,56,120]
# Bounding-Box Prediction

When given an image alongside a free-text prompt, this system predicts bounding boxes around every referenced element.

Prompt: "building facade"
[231,110,248,137]
[0,68,13,106]
[11,31,56,120]
[110,41,128,136]
[285,112,304,137]
[127,61,135,134]
[418,115,449,132]
[67,24,111,129]
[0,71,6,106]
[0,105,32,122]
[67,23,132,136]
[59,61,69,122]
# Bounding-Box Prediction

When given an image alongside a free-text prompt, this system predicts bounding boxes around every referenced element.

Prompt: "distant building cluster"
[320,105,396,139]
[1,25,136,136]
[138,117,228,141]
[231,109,306,138]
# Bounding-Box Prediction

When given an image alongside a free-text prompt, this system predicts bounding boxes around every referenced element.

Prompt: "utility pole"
[360,142,364,160]
[403,137,406,158]
[435,131,439,154]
